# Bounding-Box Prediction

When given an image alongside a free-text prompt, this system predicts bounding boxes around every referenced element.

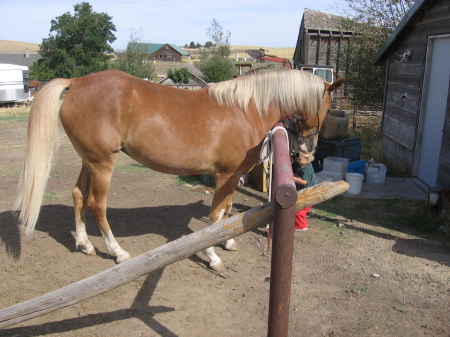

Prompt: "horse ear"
[327,78,345,93]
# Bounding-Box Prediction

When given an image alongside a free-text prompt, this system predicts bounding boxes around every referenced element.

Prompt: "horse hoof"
[223,240,238,251]
[116,253,131,264]
[210,260,225,272]
[78,244,96,256]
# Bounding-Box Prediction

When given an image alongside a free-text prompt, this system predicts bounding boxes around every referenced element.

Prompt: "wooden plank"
[0,181,349,329]
[389,62,424,76]
[381,137,414,172]
[384,103,418,126]
[382,114,417,151]
[385,96,420,117]
[386,73,423,91]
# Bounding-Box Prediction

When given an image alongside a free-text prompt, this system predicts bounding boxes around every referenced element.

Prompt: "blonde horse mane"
[208,70,325,116]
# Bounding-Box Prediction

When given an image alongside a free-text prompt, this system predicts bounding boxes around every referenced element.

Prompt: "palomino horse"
[15,69,344,271]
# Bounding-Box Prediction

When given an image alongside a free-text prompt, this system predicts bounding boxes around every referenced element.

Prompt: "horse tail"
[14,78,72,235]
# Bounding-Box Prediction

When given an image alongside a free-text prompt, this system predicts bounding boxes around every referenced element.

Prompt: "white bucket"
[345,173,364,195]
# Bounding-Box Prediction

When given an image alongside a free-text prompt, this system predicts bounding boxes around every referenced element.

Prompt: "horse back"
[59,70,265,175]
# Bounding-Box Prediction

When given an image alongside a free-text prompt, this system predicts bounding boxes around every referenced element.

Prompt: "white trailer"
[0,64,31,103]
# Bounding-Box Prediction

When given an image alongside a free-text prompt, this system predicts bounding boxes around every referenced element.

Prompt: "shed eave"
[373,0,428,66]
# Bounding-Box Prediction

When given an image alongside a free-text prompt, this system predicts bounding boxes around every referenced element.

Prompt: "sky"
[0,0,342,50]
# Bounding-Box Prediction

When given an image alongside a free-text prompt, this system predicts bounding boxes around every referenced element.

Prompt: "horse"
[15,69,344,272]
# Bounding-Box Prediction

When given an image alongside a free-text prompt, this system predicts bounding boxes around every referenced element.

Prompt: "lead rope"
[259,125,291,252]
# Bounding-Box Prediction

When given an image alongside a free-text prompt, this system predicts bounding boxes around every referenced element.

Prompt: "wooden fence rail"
[0,180,348,329]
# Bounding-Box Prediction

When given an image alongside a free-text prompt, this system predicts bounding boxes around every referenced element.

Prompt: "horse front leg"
[222,195,238,251]
[204,173,240,272]
[85,158,131,264]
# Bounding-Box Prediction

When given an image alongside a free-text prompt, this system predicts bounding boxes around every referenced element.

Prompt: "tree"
[199,57,235,83]
[197,19,235,82]
[167,68,191,84]
[341,0,414,28]
[31,2,116,79]
[336,0,414,110]
[109,28,156,80]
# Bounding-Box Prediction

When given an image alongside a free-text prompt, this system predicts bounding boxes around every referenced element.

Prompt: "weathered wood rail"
[0,180,348,329]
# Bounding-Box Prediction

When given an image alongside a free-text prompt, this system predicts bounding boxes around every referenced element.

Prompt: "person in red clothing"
[293,151,317,231]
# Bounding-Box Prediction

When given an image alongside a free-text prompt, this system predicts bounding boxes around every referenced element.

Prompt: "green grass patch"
[43,192,60,200]
[355,285,369,293]
[316,197,443,236]
[393,305,409,314]
[0,115,29,122]
[115,163,152,173]
[176,175,201,186]
[0,105,30,122]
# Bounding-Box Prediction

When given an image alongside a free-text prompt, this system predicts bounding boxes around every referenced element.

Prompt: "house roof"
[302,9,348,32]
[0,53,41,68]
[157,65,207,86]
[373,0,432,65]
[127,43,189,56]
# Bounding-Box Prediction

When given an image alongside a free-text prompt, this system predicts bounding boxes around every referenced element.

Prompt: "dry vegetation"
[0,40,40,54]
[183,45,295,61]
[0,40,294,60]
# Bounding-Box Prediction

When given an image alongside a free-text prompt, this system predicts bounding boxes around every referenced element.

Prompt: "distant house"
[127,43,190,62]
[293,9,356,78]
[373,0,450,189]
[0,49,41,68]
[157,64,208,90]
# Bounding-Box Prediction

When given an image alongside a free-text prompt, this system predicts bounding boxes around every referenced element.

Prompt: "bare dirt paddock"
[0,115,449,337]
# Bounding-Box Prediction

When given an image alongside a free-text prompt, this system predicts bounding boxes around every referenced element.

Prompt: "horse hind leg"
[85,156,131,263]
[72,163,96,255]
[204,174,240,272]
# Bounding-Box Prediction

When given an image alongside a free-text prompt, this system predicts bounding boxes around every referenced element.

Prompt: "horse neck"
[263,104,286,131]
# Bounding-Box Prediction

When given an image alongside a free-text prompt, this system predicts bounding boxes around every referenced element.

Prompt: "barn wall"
[151,45,183,62]
[381,0,450,180]
[293,20,306,66]
[436,79,450,188]
[293,18,351,78]
[296,31,350,77]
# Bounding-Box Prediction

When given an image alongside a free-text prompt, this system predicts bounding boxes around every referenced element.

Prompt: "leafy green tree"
[336,0,414,110]
[29,60,55,81]
[198,19,235,82]
[109,28,156,80]
[167,68,192,84]
[31,2,116,79]
[199,57,235,83]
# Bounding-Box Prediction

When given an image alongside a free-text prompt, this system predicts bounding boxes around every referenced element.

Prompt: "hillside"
[0,40,40,54]
[0,40,294,59]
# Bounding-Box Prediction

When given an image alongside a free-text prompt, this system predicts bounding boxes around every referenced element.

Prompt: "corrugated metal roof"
[127,43,189,56]
[373,0,430,65]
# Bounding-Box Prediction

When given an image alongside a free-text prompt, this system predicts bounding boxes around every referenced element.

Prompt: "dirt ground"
[0,116,449,337]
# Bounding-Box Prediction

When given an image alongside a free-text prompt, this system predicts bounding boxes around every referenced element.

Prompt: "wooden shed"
[293,9,355,77]
[127,43,190,62]
[373,0,450,189]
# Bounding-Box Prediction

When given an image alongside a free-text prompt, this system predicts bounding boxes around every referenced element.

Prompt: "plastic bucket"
[345,173,364,195]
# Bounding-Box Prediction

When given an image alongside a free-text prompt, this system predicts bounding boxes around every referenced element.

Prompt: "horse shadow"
[1,199,240,262]
[0,199,257,336]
